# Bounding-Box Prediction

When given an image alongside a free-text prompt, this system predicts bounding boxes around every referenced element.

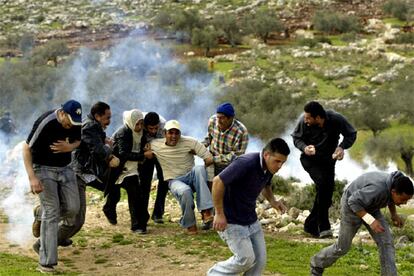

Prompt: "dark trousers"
[103,175,148,231]
[301,155,336,235]
[140,158,168,219]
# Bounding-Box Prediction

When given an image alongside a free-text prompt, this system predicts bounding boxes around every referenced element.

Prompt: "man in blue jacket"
[310,171,413,276]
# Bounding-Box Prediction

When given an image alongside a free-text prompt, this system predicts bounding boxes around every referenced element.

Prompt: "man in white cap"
[23,100,82,273]
[148,120,214,234]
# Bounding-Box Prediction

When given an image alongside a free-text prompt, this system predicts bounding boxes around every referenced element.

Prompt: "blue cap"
[216,102,235,117]
[62,100,82,126]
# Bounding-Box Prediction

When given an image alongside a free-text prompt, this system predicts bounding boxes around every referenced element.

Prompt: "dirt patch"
[0,191,217,275]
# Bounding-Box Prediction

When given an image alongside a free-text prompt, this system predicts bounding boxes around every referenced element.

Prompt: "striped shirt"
[203,115,249,164]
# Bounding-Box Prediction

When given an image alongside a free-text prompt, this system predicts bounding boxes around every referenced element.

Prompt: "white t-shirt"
[151,136,212,180]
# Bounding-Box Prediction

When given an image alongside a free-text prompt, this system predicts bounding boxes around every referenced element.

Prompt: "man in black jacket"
[292,101,357,238]
[32,102,120,244]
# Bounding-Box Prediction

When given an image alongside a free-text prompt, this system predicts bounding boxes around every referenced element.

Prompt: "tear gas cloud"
[0,33,397,246]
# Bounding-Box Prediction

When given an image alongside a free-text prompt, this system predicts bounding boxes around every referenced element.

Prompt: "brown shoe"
[32,205,41,238]
[187,225,198,235]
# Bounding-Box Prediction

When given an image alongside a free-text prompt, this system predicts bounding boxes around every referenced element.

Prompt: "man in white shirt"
[149,120,214,234]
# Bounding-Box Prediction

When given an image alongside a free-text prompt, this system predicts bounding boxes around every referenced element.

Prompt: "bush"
[288,179,347,219]
[394,32,414,44]
[383,0,410,21]
[270,176,298,195]
[186,59,209,75]
[312,11,361,34]
[297,36,332,48]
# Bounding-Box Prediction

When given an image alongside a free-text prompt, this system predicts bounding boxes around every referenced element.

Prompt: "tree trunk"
[400,151,413,177]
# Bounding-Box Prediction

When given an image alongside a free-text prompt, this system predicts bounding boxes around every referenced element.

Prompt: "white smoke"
[0,141,34,246]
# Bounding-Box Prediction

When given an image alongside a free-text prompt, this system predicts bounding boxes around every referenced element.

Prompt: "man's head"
[91,102,111,129]
[262,138,290,175]
[303,101,326,127]
[216,102,235,131]
[59,100,82,129]
[144,112,160,137]
[164,120,181,146]
[391,175,413,206]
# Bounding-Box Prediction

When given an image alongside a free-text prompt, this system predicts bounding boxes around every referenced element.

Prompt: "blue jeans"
[34,165,80,266]
[207,221,266,276]
[168,165,213,228]
[311,196,396,276]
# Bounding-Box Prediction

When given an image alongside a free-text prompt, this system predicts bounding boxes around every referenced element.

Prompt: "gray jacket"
[344,171,403,214]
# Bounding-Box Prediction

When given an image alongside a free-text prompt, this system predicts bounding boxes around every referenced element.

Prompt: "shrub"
[288,179,347,219]
[394,32,414,44]
[186,59,209,75]
[312,11,361,34]
[383,0,410,21]
[271,176,298,195]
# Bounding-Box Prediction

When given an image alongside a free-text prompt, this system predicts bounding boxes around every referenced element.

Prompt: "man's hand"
[105,137,114,147]
[109,156,120,168]
[30,176,43,194]
[213,213,227,231]
[50,140,73,153]
[273,200,287,214]
[391,214,404,227]
[304,145,316,156]
[370,219,385,233]
[144,143,151,151]
[332,147,344,160]
[144,150,154,159]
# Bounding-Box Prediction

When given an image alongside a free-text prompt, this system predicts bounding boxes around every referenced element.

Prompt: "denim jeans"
[168,165,213,228]
[311,196,397,276]
[59,175,86,241]
[34,165,80,267]
[207,221,266,276]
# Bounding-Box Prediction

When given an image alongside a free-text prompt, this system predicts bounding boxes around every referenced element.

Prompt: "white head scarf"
[123,109,144,152]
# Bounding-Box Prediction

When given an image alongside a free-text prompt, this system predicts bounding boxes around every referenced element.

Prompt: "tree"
[30,40,70,66]
[191,26,218,57]
[172,9,204,43]
[242,7,284,43]
[213,13,242,47]
[347,91,391,137]
[366,127,414,177]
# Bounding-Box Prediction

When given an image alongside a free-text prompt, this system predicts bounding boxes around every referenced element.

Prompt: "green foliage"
[212,13,242,47]
[172,9,204,42]
[288,180,347,219]
[191,26,219,56]
[394,32,414,44]
[219,79,305,139]
[312,11,361,34]
[297,36,332,48]
[383,0,411,21]
[187,59,209,74]
[30,39,69,66]
[270,176,298,195]
[242,7,284,43]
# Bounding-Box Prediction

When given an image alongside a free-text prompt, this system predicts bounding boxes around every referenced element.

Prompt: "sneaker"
[32,205,41,238]
[187,225,198,235]
[152,216,164,224]
[32,240,40,255]
[133,228,147,235]
[310,265,324,276]
[319,229,333,239]
[36,264,55,273]
[58,239,73,247]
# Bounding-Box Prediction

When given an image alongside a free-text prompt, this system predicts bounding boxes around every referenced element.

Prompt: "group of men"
[22,99,413,275]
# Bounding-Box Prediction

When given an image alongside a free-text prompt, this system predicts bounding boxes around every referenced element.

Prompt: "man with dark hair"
[149,120,214,234]
[32,101,120,248]
[140,111,168,224]
[203,102,249,176]
[207,138,290,276]
[292,101,357,238]
[23,100,82,273]
[310,171,413,276]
